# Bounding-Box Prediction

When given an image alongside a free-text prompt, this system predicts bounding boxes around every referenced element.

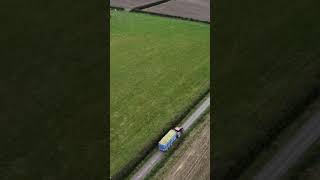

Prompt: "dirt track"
[143,0,210,22]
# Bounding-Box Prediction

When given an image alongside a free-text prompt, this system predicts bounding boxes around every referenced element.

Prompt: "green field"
[213,0,320,179]
[110,11,209,175]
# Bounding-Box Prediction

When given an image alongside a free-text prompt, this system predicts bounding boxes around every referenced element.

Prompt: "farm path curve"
[130,95,210,180]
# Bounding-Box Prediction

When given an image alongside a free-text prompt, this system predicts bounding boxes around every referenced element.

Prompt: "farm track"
[130,95,210,180]
[158,116,210,180]
[253,109,320,180]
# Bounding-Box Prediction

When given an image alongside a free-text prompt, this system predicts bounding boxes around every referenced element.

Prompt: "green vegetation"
[1,1,106,179]
[213,0,320,179]
[110,11,209,175]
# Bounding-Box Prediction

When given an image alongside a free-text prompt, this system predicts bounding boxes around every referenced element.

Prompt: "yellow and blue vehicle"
[158,127,184,152]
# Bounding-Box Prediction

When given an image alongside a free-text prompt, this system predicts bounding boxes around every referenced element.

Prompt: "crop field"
[110,10,209,175]
[213,0,320,179]
[151,114,210,180]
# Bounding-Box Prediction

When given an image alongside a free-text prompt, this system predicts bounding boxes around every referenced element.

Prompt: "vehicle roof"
[159,130,176,145]
[175,127,183,130]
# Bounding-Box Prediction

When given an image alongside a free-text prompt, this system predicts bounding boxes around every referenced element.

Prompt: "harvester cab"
[174,127,184,138]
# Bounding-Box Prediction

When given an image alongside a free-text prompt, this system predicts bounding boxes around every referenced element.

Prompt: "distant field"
[110,11,209,175]
[213,0,320,179]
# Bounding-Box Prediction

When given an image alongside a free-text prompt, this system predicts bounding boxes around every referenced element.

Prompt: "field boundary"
[132,0,172,11]
[110,6,125,10]
[111,86,210,180]
[110,0,171,11]
[110,8,210,24]
[132,9,210,24]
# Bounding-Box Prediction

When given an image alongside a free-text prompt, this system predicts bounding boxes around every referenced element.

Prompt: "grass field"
[213,0,320,179]
[110,10,209,175]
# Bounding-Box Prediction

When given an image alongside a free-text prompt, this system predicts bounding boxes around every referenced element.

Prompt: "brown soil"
[143,0,210,22]
[110,0,164,9]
